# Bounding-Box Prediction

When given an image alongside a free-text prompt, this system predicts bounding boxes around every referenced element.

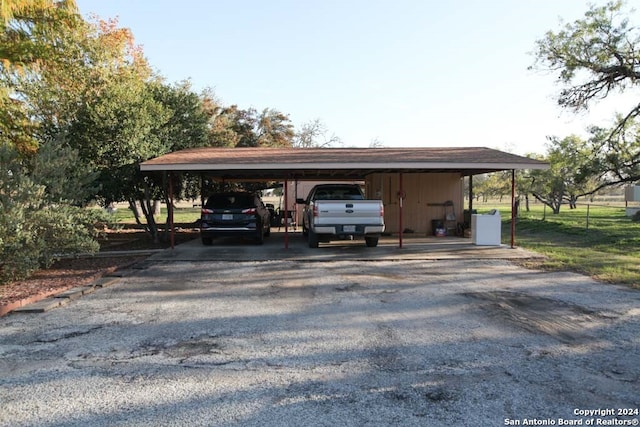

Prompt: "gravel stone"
[1,259,638,426]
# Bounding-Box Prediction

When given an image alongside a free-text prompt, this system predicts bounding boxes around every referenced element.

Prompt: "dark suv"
[200,192,271,245]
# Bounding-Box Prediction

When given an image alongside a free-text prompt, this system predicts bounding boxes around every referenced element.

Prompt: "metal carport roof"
[139,147,548,178]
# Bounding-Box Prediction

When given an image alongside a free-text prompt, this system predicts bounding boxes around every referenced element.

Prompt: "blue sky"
[76,0,639,155]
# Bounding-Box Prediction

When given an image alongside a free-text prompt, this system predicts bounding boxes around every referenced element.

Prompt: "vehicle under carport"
[139,147,548,250]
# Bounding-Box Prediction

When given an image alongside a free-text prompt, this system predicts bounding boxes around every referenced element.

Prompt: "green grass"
[109,207,201,225]
[502,204,640,287]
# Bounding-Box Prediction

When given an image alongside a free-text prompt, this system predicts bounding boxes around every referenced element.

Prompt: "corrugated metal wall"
[365,173,464,235]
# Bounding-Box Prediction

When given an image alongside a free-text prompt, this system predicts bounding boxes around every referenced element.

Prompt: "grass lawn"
[501,204,640,288]
[109,207,201,225]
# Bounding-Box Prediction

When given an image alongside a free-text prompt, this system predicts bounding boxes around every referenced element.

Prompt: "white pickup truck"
[296,184,385,248]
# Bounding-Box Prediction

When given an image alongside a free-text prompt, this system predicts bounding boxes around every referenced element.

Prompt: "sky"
[75,0,640,155]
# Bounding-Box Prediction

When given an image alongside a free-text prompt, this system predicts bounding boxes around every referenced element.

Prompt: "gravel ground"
[1,259,639,426]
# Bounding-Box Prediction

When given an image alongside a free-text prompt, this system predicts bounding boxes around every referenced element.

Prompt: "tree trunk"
[568,195,578,209]
[140,184,159,243]
[532,192,563,214]
[161,194,174,243]
[552,195,562,214]
[153,200,162,216]
[127,200,144,226]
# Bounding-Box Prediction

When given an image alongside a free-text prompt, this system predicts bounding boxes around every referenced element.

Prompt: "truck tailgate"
[313,200,384,225]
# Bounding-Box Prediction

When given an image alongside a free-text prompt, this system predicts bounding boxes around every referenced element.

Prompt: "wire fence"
[471,198,639,229]
[520,202,637,229]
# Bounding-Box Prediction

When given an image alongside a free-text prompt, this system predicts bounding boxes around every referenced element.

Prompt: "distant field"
[108,206,201,225]
[473,200,639,287]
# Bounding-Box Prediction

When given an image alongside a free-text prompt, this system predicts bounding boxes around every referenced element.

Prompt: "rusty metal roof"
[140,147,548,179]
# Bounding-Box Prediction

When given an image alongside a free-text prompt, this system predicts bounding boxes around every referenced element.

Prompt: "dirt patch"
[464,290,606,344]
[99,225,199,251]
[0,256,147,316]
[0,226,199,316]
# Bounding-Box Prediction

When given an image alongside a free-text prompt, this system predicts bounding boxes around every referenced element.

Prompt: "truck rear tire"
[365,236,379,247]
[308,229,319,248]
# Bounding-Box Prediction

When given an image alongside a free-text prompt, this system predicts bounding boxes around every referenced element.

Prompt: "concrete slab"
[150,231,544,263]
[94,277,121,288]
[11,297,69,313]
[55,286,95,300]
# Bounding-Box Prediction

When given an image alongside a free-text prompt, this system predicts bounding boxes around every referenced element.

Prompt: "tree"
[210,105,294,148]
[531,0,640,186]
[0,86,37,153]
[515,160,538,212]
[527,136,600,213]
[12,15,151,144]
[0,0,76,22]
[585,120,640,189]
[0,0,115,283]
[0,0,80,153]
[255,108,293,147]
[3,12,190,242]
[470,174,511,203]
[0,0,79,67]
[369,137,385,148]
[149,81,213,237]
[69,78,171,241]
[293,118,342,148]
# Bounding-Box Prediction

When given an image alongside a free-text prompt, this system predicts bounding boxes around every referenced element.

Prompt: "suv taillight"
[242,208,257,214]
[201,208,214,214]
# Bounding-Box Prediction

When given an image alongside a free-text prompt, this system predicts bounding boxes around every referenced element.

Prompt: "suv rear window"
[205,193,255,208]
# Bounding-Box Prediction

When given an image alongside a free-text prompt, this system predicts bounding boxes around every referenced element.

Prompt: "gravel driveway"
[1,258,639,426]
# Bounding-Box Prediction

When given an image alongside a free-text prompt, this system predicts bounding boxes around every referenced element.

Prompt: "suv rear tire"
[255,226,265,245]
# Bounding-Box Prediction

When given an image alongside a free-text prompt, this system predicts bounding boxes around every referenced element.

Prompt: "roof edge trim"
[140,162,548,172]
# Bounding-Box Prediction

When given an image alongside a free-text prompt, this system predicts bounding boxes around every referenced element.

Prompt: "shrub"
[0,143,109,284]
[0,205,108,284]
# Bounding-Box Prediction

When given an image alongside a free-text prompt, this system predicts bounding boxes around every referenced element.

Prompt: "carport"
[139,147,548,249]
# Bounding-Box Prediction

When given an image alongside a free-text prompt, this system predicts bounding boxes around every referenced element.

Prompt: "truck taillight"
[201,208,214,214]
[380,205,384,217]
[242,208,257,214]
[313,204,318,217]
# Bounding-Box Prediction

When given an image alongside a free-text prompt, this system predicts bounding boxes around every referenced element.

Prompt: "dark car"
[200,192,271,245]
